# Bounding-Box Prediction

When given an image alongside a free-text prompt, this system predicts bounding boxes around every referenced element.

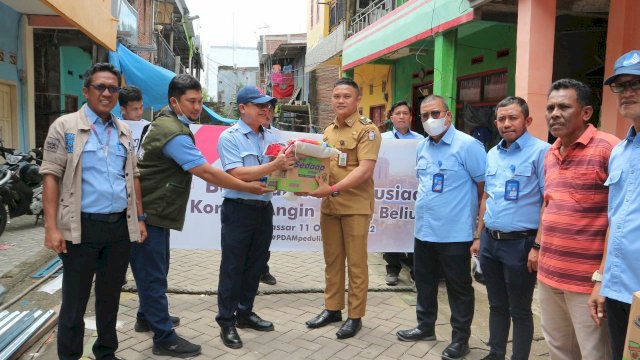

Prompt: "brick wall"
[310,64,340,130]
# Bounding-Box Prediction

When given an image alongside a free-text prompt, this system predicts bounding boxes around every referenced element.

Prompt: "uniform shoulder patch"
[359,116,373,125]
[368,130,376,141]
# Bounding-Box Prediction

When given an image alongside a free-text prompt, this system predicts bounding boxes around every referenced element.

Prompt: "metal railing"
[156,34,176,73]
[349,0,396,35]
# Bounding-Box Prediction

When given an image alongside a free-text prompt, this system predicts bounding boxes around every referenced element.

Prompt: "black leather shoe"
[305,309,342,328]
[260,272,277,285]
[219,326,243,349]
[152,335,202,358]
[236,312,274,331]
[441,342,470,360]
[336,318,362,339]
[135,315,180,332]
[396,327,436,341]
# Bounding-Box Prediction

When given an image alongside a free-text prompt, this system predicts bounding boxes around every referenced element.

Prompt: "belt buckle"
[493,230,501,240]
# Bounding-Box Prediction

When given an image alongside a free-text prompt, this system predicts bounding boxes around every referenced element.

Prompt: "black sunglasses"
[610,79,640,93]
[420,110,446,120]
[90,83,121,94]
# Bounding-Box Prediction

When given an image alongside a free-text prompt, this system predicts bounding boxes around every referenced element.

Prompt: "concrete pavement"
[1,219,550,359]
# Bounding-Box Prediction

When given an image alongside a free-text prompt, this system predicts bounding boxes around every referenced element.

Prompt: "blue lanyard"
[90,123,112,156]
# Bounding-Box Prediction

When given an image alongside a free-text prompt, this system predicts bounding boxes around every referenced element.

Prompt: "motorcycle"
[0,143,44,237]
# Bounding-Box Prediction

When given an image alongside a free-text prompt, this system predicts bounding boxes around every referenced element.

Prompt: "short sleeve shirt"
[538,125,619,293]
[321,112,381,215]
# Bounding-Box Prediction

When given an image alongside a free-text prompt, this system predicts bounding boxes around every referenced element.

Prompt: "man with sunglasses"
[134,77,271,357]
[589,50,640,360]
[397,95,486,360]
[41,63,146,360]
[216,86,295,349]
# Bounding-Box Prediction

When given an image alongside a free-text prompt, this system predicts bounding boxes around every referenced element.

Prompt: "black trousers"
[216,199,273,327]
[414,238,474,344]
[382,252,414,277]
[606,297,631,360]
[479,229,537,360]
[57,215,131,360]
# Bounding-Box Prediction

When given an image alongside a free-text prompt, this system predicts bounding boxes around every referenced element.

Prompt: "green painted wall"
[59,46,91,112]
[392,22,517,108]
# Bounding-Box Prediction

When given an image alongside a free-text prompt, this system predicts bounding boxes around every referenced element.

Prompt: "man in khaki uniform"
[306,78,381,340]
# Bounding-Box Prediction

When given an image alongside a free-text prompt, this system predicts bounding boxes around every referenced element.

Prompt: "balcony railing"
[329,0,346,33]
[156,34,176,73]
[349,0,396,36]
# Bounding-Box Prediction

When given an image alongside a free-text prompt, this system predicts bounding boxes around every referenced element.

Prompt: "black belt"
[487,228,537,240]
[81,211,126,223]
[226,198,271,207]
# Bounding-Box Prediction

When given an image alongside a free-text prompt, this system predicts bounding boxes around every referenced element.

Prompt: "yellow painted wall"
[307,1,329,50]
[354,64,392,122]
[42,0,117,50]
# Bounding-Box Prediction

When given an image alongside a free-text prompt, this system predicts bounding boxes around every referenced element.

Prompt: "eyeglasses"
[90,83,121,94]
[250,102,273,110]
[420,110,446,120]
[610,79,640,93]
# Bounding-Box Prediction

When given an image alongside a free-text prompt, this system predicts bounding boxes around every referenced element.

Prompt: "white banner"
[170,125,419,252]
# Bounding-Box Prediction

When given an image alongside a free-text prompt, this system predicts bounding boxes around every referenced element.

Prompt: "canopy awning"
[109,43,236,124]
[342,0,474,70]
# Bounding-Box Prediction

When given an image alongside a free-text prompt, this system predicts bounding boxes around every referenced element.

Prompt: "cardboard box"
[267,155,330,193]
[623,291,640,360]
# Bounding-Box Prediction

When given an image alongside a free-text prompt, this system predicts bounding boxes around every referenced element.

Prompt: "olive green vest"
[138,110,194,230]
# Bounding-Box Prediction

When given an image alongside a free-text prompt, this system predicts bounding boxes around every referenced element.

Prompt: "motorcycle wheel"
[0,205,6,237]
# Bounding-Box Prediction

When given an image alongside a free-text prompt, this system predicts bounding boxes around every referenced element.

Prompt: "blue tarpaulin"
[108,42,236,124]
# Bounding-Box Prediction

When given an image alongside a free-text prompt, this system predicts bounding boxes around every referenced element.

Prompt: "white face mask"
[422,116,447,137]
[173,100,192,124]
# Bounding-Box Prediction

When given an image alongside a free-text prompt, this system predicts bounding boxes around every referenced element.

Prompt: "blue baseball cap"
[237,86,275,104]
[604,50,640,85]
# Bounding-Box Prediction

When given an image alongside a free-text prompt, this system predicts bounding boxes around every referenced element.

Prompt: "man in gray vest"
[132,74,269,358]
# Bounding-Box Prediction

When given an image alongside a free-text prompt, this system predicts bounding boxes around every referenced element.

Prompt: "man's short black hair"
[83,63,121,88]
[168,74,201,104]
[548,78,593,107]
[334,78,360,96]
[119,86,143,108]
[495,96,529,119]
[388,100,412,118]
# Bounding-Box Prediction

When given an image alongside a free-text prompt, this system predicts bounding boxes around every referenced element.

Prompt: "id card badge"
[432,173,444,193]
[504,179,520,201]
[338,153,347,167]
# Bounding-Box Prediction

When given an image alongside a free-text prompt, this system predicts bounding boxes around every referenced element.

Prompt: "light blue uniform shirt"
[414,125,486,242]
[601,127,640,304]
[483,131,550,232]
[217,119,279,201]
[81,106,128,213]
[381,128,424,140]
[162,114,207,171]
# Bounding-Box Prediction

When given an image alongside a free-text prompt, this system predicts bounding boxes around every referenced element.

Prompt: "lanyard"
[90,122,112,157]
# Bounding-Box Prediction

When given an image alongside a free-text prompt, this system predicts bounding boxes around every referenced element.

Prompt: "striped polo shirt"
[538,125,619,294]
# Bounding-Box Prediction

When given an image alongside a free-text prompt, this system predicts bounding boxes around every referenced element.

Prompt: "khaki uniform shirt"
[40,104,141,244]
[321,112,381,215]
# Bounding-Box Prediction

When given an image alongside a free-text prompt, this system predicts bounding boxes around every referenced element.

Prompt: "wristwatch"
[591,270,603,282]
[137,213,147,222]
[330,185,340,197]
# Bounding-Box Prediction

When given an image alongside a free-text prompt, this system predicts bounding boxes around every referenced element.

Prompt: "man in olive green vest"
[132,74,269,358]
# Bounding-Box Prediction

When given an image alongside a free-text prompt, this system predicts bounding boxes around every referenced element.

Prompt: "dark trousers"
[414,238,474,344]
[129,224,175,345]
[216,199,273,327]
[263,251,271,275]
[57,216,131,360]
[606,297,631,360]
[479,229,537,360]
[383,252,414,277]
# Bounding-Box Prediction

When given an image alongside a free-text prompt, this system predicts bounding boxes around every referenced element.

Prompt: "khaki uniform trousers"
[320,212,371,318]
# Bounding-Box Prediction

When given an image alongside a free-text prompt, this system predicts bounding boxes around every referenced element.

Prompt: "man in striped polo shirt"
[538,78,619,360]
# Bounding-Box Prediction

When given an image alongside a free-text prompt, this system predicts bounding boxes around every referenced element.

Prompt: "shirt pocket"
[240,150,264,166]
[604,170,623,202]
[486,167,498,177]
[569,170,595,203]
[415,160,428,178]
[439,160,461,173]
[338,138,358,166]
[514,164,533,178]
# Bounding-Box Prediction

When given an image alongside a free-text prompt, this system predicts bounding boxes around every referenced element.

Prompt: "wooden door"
[0,83,15,148]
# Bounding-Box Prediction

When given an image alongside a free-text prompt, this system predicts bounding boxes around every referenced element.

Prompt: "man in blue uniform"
[216,86,295,349]
[470,96,550,360]
[397,95,486,360]
[380,100,423,285]
[589,49,640,360]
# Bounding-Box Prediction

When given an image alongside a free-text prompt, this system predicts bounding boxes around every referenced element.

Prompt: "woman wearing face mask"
[397,95,486,360]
